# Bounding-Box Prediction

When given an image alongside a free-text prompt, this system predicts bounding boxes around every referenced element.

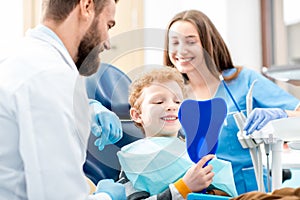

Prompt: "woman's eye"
[187,40,196,45]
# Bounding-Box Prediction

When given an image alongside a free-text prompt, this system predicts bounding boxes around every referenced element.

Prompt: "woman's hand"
[244,108,287,134]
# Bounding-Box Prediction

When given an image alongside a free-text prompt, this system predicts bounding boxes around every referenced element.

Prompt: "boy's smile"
[136,81,183,137]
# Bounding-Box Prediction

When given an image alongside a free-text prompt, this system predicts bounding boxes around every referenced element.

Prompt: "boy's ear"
[130,107,142,123]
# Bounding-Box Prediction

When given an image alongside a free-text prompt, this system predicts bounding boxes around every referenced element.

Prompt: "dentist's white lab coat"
[0,25,108,200]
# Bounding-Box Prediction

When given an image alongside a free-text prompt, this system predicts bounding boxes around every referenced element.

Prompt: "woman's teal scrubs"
[215,67,300,195]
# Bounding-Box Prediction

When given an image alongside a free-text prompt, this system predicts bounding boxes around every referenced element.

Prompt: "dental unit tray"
[249,117,300,190]
[249,117,300,145]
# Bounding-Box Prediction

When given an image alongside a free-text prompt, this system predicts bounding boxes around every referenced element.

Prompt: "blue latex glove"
[89,99,123,150]
[95,179,126,200]
[244,108,288,135]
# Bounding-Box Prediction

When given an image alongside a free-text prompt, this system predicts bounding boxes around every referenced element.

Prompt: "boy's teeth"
[162,117,176,120]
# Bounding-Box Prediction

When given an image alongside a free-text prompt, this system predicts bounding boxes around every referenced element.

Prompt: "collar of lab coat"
[25,24,77,72]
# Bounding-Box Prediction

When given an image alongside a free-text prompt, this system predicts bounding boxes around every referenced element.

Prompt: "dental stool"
[84,63,144,184]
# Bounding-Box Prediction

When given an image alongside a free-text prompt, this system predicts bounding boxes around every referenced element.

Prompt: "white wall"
[284,0,300,25]
[287,23,300,63]
[143,0,262,71]
[0,0,262,72]
[226,0,261,70]
[284,0,300,64]
[0,0,23,61]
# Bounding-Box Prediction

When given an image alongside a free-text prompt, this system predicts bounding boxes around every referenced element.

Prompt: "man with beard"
[0,0,125,200]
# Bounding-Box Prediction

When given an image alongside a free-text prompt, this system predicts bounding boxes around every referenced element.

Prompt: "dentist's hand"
[244,108,287,134]
[89,99,123,151]
[95,179,126,200]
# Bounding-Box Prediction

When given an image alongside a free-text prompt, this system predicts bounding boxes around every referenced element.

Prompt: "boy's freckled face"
[138,81,183,137]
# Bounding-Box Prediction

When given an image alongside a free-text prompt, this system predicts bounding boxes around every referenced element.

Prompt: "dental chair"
[84,63,144,184]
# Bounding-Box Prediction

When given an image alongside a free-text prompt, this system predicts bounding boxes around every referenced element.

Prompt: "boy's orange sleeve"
[174,178,192,199]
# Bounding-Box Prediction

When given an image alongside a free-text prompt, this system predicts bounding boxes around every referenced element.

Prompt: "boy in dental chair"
[117,67,237,200]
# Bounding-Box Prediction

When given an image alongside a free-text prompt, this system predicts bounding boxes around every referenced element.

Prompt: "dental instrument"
[219,75,265,191]
[219,75,241,112]
[246,81,265,193]
[233,80,266,192]
[219,74,265,191]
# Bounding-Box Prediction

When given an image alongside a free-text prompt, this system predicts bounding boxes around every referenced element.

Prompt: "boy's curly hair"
[129,67,186,130]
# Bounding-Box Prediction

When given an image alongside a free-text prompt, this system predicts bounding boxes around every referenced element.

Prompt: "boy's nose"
[166,103,178,111]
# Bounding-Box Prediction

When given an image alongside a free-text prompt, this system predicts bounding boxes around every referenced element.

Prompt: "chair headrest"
[86,63,131,119]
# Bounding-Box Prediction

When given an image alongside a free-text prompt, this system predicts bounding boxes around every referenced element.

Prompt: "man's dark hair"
[42,0,119,23]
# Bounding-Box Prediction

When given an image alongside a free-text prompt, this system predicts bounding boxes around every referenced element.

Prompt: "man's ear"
[130,107,142,124]
[79,0,95,20]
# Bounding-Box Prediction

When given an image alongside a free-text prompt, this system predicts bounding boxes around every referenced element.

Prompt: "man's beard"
[76,20,102,76]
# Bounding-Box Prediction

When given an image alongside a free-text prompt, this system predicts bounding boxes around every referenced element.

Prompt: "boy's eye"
[170,40,179,45]
[174,99,181,104]
[151,99,163,104]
